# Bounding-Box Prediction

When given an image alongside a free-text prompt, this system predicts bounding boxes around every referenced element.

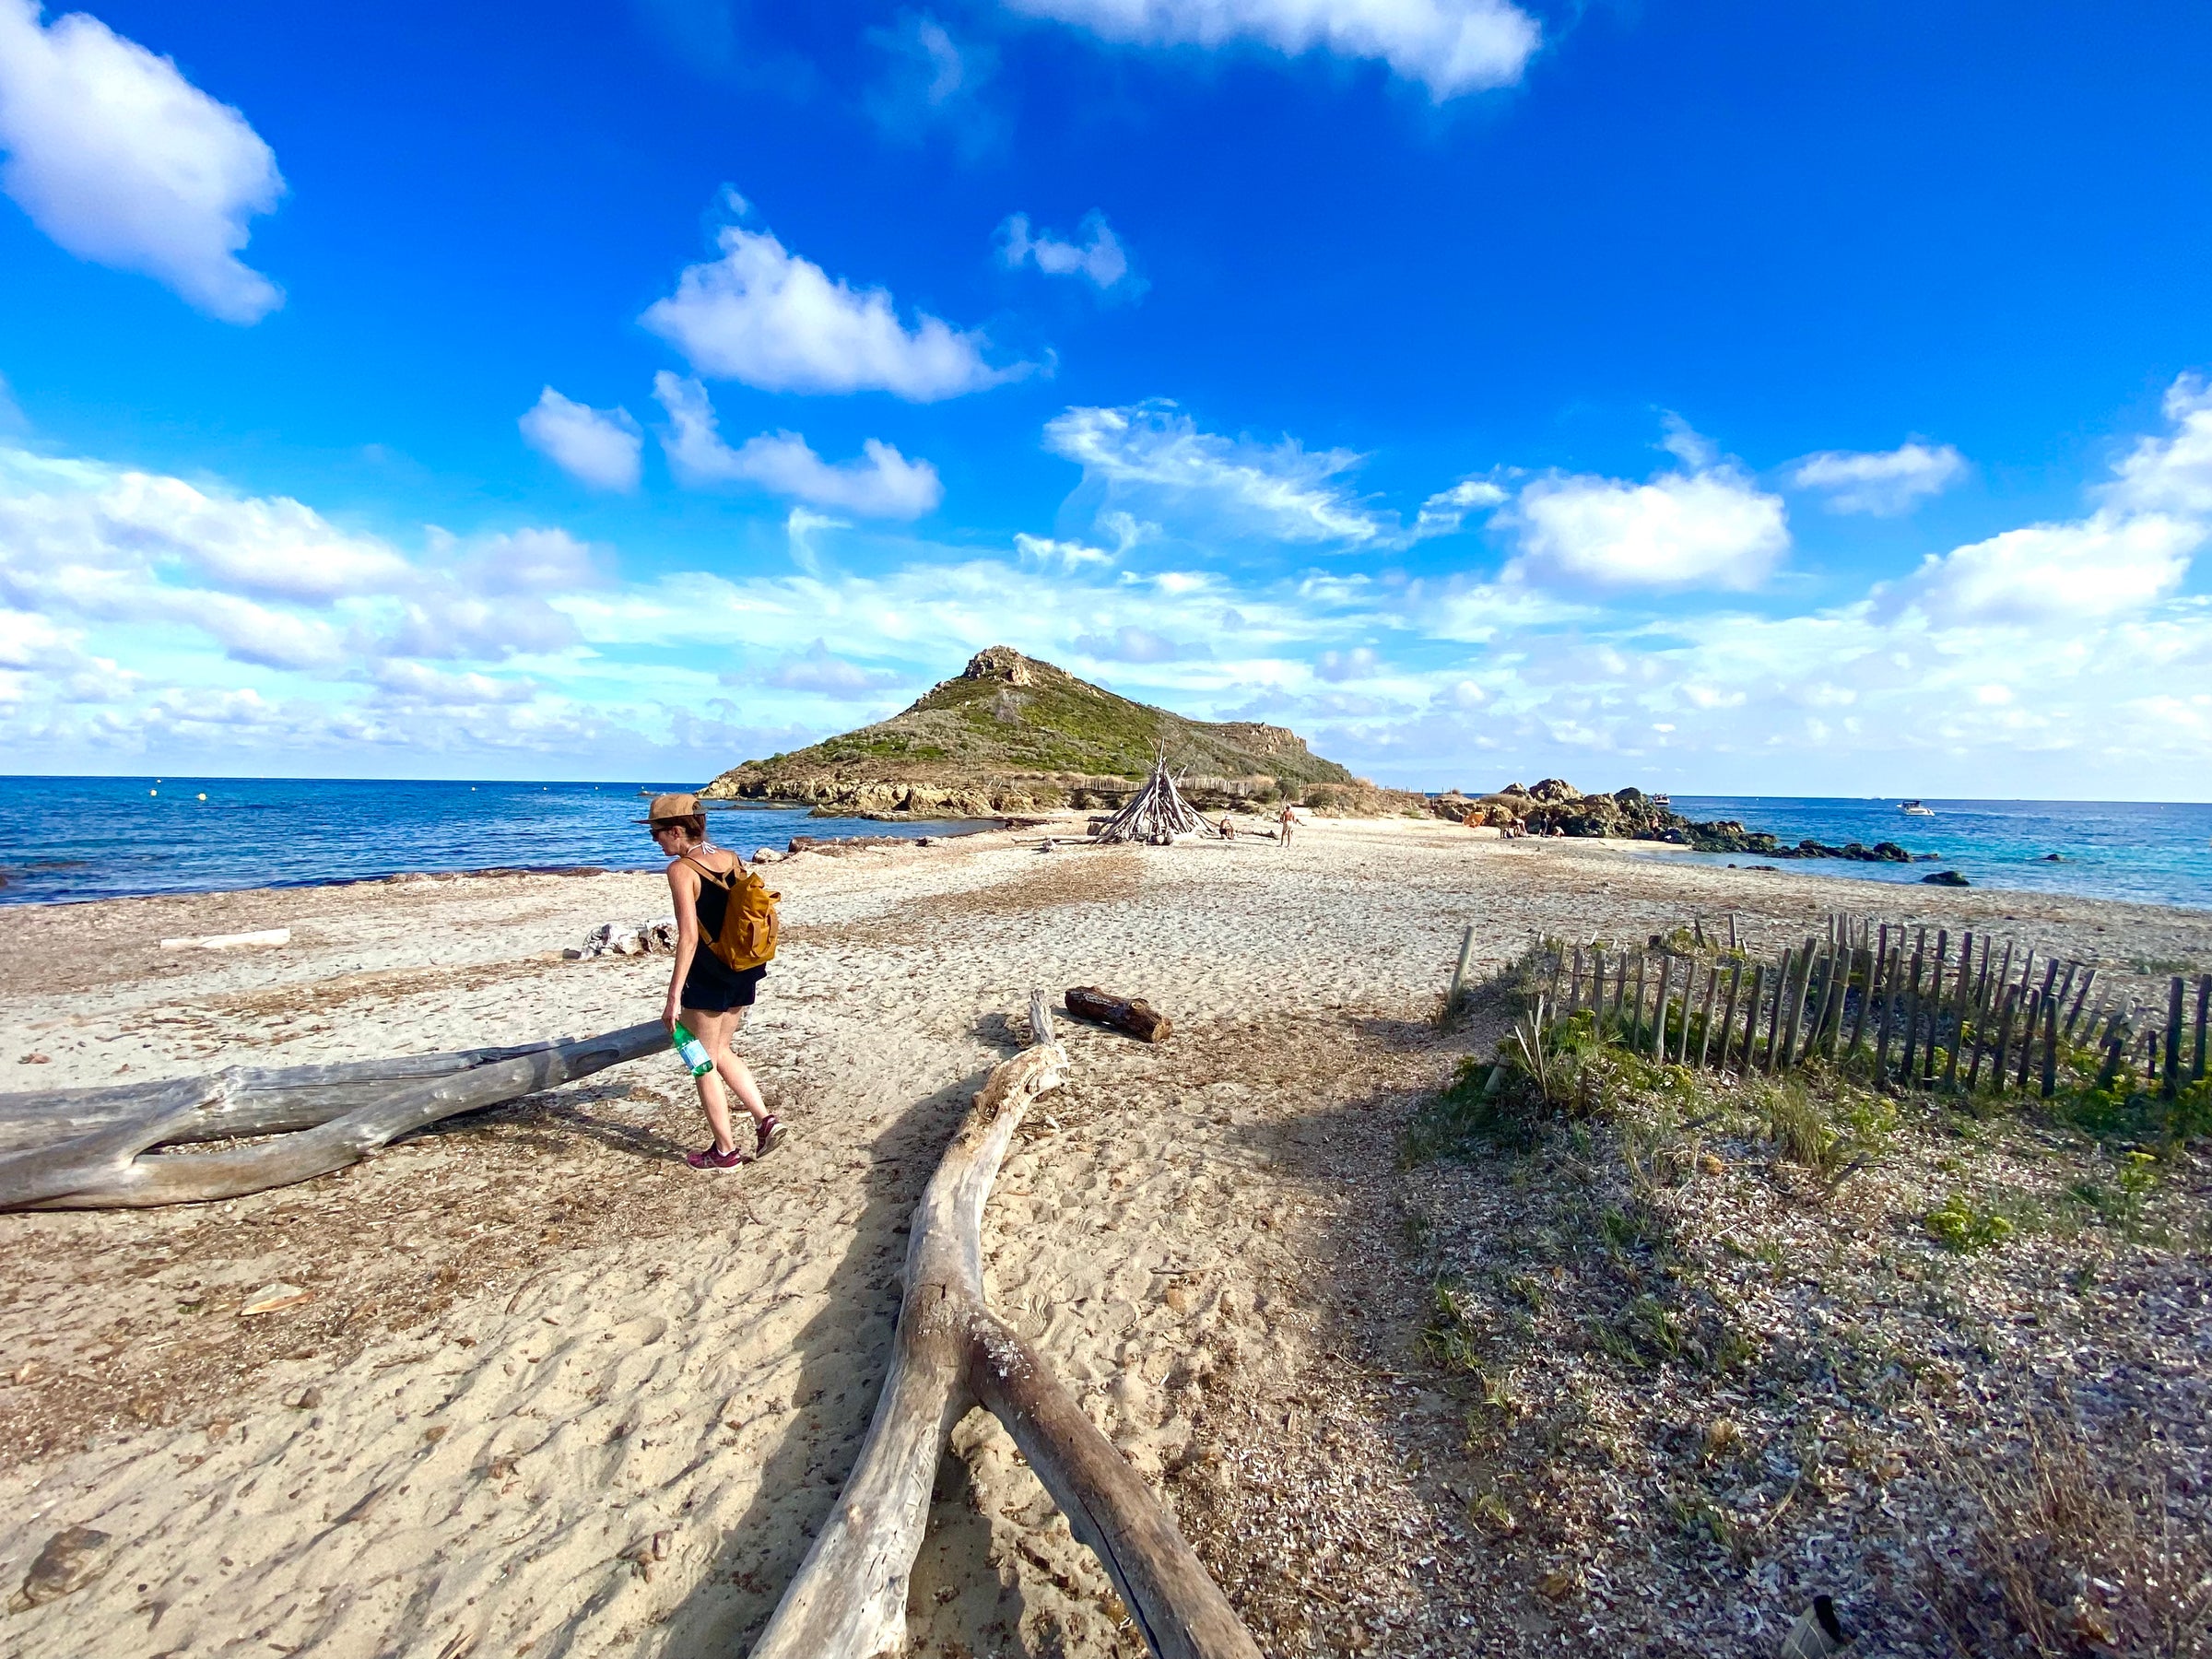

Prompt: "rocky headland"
[699,646,1406,819]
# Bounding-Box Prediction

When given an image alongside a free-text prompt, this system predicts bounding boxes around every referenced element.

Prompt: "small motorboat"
[1900,800,1935,817]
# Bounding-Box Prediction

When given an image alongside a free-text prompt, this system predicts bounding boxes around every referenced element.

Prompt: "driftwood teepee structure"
[1089,755,1222,844]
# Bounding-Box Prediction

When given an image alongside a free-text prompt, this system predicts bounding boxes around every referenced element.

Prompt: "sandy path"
[1,824,2206,1658]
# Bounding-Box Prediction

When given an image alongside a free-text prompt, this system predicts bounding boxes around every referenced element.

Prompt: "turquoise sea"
[0,776,978,906]
[0,778,2206,911]
[1662,795,2212,912]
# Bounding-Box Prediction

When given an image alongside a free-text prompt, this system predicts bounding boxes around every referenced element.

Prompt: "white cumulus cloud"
[2104,374,2212,518]
[1044,402,1384,545]
[0,0,285,321]
[1791,441,1967,515]
[1896,375,2212,625]
[1002,0,1540,99]
[519,388,642,492]
[653,373,942,518]
[998,210,1135,292]
[641,199,1022,400]
[1506,466,1789,591]
[1902,514,2200,626]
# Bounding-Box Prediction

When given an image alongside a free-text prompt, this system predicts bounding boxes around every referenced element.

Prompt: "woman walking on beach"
[642,793,786,1171]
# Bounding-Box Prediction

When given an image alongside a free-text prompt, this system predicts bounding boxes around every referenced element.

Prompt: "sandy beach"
[3,819,2207,1659]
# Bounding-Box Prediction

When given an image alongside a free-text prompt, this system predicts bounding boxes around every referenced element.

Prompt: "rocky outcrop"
[1446,780,1923,861]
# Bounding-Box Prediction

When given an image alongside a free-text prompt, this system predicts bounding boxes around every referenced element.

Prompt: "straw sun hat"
[634,792,704,825]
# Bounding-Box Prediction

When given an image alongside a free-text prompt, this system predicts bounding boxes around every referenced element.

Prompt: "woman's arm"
[664,860,701,1030]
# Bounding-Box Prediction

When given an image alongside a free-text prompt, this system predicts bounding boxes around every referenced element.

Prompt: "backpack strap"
[678,851,737,889]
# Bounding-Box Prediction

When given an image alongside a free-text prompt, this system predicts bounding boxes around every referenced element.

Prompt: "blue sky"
[2,0,2208,796]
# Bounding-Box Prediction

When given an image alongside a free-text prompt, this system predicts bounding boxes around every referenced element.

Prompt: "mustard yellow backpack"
[684,854,780,971]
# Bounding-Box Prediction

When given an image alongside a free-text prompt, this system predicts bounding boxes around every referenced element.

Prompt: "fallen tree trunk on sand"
[0,1037,597,1153]
[0,1024,661,1211]
[750,993,1258,1659]
[1065,984,1173,1043]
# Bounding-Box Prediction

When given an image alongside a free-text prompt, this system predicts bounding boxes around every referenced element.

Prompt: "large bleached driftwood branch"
[749,993,1258,1659]
[0,1024,661,1210]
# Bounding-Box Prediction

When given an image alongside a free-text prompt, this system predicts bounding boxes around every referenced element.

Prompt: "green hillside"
[700,646,1357,811]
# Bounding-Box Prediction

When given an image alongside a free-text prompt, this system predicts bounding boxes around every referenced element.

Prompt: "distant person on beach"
[1277,804,1297,846]
[642,793,786,1171]
[1218,815,1235,840]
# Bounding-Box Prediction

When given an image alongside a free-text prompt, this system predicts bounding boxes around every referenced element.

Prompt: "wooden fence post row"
[1541,929,2207,1101]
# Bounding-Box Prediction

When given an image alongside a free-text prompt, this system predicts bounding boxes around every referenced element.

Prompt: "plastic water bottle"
[670,1021,713,1078]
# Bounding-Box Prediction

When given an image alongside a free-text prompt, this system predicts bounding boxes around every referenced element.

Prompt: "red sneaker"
[685,1145,746,1171]
[754,1116,788,1159]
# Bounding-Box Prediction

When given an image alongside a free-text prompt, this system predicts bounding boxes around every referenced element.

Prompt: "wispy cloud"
[1044,402,1386,545]
[652,373,942,518]
[1001,0,1542,100]
[519,387,643,492]
[864,12,1003,157]
[1790,441,1966,515]
[998,211,1138,294]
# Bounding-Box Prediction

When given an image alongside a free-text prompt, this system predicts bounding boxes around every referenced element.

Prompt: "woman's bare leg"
[683,1006,768,1147]
[681,1006,747,1154]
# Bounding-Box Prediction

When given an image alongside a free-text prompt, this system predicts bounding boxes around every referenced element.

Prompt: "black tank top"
[686,852,737,940]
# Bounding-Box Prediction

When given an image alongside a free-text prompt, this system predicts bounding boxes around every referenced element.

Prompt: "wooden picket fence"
[1524,912,2211,1101]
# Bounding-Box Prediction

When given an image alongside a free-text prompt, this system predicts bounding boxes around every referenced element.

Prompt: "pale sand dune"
[0,822,2205,1658]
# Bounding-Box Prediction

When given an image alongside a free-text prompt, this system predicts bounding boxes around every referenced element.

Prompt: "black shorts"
[681,958,766,1015]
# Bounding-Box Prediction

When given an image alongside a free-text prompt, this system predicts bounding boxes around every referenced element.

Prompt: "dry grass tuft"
[1926,1401,2212,1657]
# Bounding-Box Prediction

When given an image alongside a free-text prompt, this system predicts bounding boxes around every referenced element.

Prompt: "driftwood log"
[0,1024,661,1210]
[0,1036,601,1153]
[749,993,1257,1659]
[1065,985,1173,1043]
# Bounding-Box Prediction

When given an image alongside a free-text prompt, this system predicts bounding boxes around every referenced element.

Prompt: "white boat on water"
[1900,800,1935,817]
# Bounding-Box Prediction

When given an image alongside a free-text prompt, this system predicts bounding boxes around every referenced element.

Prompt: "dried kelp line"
[749,994,1259,1659]
[0,1024,661,1210]
[1539,913,2209,1100]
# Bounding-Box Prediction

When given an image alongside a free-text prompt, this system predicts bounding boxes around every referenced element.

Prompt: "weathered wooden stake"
[1898,942,1927,1088]
[1630,953,1649,1051]
[1764,948,1794,1074]
[2163,977,2184,1100]
[1718,960,1745,1072]
[2015,991,2041,1092]
[1989,985,2020,1095]
[2041,993,2061,1099]
[1695,964,1720,1068]
[1569,947,1584,1014]
[1872,948,1900,1086]
[1592,949,1608,1034]
[2065,967,2099,1041]
[1798,945,1837,1067]
[1847,943,1877,1056]
[2194,975,2209,1082]
[1444,925,1477,1018]
[2096,1005,2133,1091]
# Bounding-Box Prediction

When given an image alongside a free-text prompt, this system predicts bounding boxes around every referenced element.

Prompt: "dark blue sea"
[1660,796,2212,912]
[0,776,985,906]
